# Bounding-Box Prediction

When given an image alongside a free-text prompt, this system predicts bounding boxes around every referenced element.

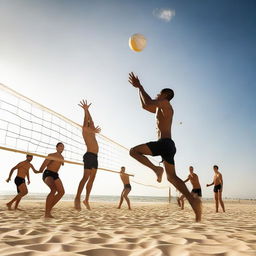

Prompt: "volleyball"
[129,33,147,52]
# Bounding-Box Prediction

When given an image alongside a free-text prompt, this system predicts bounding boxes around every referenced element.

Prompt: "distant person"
[6,155,39,210]
[74,100,101,211]
[177,166,202,210]
[207,165,225,213]
[39,142,65,218]
[117,166,132,210]
[128,72,201,221]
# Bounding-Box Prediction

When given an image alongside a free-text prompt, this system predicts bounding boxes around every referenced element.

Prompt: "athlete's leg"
[164,161,202,222]
[130,144,163,182]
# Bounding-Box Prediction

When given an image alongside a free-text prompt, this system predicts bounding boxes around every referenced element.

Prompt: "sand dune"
[0,200,255,256]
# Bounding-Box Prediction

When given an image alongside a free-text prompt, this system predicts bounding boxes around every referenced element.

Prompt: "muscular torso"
[189,173,201,189]
[214,172,222,185]
[17,161,31,178]
[83,127,99,154]
[120,173,130,185]
[156,104,173,139]
[46,153,64,172]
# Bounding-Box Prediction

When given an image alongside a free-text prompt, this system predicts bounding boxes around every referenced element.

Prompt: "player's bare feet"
[83,200,91,210]
[44,213,55,218]
[191,197,202,222]
[155,166,164,183]
[15,208,24,211]
[74,198,81,211]
[6,203,12,210]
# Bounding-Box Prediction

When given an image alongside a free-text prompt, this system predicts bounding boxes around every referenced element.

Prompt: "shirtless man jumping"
[207,165,225,213]
[74,100,101,211]
[177,166,202,210]
[117,166,132,210]
[39,142,65,218]
[6,155,39,210]
[128,72,201,221]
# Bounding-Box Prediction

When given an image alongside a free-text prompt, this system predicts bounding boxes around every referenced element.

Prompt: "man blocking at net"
[128,72,202,222]
[6,155,39,211]
[74,100,101,211]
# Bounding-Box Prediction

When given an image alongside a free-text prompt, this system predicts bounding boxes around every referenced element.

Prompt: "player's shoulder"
[17,160,26,166]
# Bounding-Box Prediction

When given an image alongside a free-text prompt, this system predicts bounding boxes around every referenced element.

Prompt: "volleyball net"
[0,83,171,190]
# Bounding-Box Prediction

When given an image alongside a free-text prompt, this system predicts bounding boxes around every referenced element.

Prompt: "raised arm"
[79,99,101,134]
[139,91,156,113]
[79,99,92,128]
[129,72,167,109]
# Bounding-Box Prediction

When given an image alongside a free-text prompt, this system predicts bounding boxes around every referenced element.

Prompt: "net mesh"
[0,83,170,190]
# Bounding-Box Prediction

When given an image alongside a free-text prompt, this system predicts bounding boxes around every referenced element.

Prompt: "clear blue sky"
[0,0,255,198]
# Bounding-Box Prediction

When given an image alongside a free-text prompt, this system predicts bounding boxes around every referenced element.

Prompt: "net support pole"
[168,187,171,204]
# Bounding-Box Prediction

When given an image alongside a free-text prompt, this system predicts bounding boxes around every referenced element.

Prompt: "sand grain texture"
[0,201,255,256]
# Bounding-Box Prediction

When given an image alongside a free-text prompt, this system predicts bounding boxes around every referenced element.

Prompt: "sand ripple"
[0,200,255,256]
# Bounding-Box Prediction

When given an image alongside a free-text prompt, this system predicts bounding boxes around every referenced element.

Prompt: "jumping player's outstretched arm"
[79,99,92,128]
[79,99,101,134]
[139,91,156,113]
[129,72,168,109]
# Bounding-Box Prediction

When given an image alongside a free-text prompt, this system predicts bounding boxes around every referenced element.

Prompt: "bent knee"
[129,148,135,156]
[58,189,65,196]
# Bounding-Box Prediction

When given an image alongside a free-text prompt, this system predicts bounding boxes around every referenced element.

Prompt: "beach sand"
[0,200,255,256]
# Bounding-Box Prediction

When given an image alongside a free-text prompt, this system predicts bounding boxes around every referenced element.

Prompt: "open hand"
[78,99,91,111]
[94,126,101,133]
[129,72,142,88]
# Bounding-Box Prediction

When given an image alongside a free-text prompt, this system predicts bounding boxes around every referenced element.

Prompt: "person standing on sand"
[6,155,39,211]
[177,166,202,210]
[74,100,101,211]
[207,165,225,213]
[117,166,132,210]
[128,72,201,222]
[39,142,65,218]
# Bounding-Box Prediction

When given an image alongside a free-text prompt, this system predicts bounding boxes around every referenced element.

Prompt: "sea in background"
[0,191,255,203]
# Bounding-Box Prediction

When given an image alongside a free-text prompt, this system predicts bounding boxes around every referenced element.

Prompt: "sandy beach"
[0,200,255,256]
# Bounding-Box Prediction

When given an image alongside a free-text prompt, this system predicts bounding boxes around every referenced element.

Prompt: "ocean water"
[0,192,170,203]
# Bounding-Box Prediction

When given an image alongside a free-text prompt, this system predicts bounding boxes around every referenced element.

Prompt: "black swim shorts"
[42,170,59,181]
[83,152,98,169]
[124,184,132,190]
[191,188,202,197]
[214,184,222,193]
[14,176,25,193]
[146,138,176,165]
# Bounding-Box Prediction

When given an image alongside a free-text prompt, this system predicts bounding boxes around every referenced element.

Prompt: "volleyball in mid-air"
[129,33,147,52]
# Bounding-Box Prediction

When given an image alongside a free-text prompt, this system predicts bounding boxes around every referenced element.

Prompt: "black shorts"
[43,170,59,181]
[214,184,222,193]
[124,184,132,190]
[14,176,25,193]
[83,152,98,169]
[146,138,176,165]
[191,188,202,197]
